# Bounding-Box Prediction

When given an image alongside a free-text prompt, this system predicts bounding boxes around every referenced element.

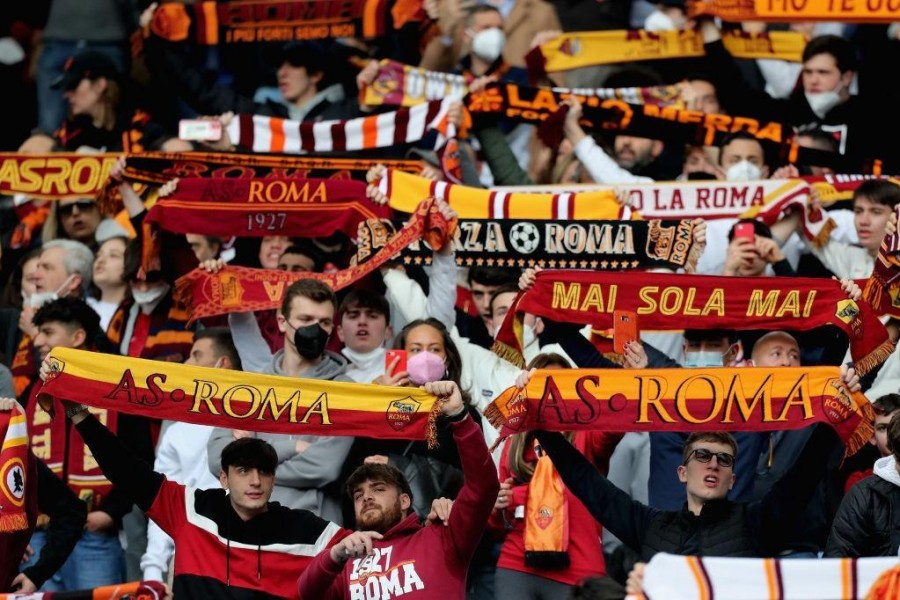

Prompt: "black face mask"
[292,323,330,360]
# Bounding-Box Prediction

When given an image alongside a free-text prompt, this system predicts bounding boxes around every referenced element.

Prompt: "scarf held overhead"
[485,366,873,457]
[398,218,703,272]
[361,59,684,108]
[145,177,387,238]
[40,348,442,446]
[526,29,804,81]
[148,0,394,45]
[689,0,900,22]
[376,169,625,218]
[493,270,894,375]
[0,153,119,199]
[175,197,455,321]
[226,98,460,154]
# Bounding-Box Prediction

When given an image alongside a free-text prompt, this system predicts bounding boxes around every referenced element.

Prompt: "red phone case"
[734,222,755,243]
[385,350,408,375]
[613,311,638,354]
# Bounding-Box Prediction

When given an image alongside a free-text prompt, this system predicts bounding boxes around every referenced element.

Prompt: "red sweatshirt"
[488,431,622,586]
[297,414,500,599]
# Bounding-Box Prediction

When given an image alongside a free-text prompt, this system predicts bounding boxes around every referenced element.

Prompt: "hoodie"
[217,313,354,522]
[298,414,500,599]
[874,456,900,488]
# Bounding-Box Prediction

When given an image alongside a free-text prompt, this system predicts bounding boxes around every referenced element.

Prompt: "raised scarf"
[148,0,394,45]
[468,83,890,171]
[863,205,900,317]
[226,97,460,154]
[145,177,387,238]
[689,0,900,22]
[493,270,894,375]
[174,197,455,321]
[524,440,570,569]
[11,335,36,398]
[637,552,900,600]
[97,151,423,215]
[375,169,623,218]
[397,217,703,272]
[27,385,116,512]
[807,174,900,204]
[0,153,118,199]
[588,178,833,248]
[0,581,169,600]
[361,59,684,108]
[525,29,804,82]
[39,347,443,447]
[485,366,874,457]
[0,402,29,533]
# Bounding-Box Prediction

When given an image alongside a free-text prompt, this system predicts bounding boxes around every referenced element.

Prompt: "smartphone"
[613,310,638,354]
[734,222,755,245]
[385,349,408,376]
[178,119,222,142]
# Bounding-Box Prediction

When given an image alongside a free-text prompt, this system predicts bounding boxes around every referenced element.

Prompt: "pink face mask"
[406,351,446,385]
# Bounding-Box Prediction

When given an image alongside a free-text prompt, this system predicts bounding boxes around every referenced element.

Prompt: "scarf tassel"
[425,400,442,450]
[854,338,897,378]
[490,340,526,369]
[805,216,837,250]
[683,239,703,274]
[0,512,28,533]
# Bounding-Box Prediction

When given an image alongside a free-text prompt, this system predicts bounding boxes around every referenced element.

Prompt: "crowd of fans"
[2,0,900,598]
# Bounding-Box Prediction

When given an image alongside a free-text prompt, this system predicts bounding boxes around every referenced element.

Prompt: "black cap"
[279,41,327,74]
[51,50,121,91]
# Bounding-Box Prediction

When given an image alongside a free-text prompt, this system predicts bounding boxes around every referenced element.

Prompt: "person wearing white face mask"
[105,238,194,363]
[697,19,893,161]
[643,0,687,32]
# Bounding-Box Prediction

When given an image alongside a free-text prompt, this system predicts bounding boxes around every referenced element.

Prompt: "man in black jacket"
[531,363,858,593]
[826,412,900,557]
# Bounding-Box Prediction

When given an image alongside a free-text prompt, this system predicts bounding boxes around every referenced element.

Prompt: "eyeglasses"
[686,448,735,469]
[59,200,97,217]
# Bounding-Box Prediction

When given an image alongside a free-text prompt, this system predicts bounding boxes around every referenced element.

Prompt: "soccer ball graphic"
[509,222,540,254]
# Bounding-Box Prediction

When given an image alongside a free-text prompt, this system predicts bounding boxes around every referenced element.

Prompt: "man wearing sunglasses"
[530,363,859,593]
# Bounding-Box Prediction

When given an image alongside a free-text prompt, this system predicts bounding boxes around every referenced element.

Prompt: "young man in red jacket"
[298,380,500,599]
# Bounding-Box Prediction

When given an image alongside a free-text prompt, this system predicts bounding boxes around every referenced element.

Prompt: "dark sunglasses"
[59,200,97,217]
[686,448,735,469]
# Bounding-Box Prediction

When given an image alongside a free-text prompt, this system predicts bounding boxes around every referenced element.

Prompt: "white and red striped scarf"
[636,552,900,600]
[495,179,836,248]
[226,98,458,154]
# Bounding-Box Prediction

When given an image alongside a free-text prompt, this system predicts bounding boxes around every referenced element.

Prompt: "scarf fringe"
[491,340,525,369]
[425,400,442,450]
[854,338,896,378]
[683,239,703,273]
[806,216,837,250]
[863,277,886,313]
[484,400,506,432]
[0,512,28,533]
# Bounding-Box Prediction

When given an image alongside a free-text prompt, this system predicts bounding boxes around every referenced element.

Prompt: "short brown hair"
[682,432,738,465]
[889,413,900,464]
[280,278,336,317]
[345,463,413,502]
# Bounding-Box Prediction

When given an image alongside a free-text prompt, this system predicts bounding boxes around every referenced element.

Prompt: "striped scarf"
[689,0,900,22]
[226,98,460,154]
[0,402,29,533]
[375,169,626,219]
[639,552,900,600]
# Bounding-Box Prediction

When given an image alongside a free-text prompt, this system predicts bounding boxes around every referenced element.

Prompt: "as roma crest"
[386,396,421,431]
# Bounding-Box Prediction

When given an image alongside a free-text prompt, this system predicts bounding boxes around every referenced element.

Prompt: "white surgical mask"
[725,160,763,182]
[131,283,169,307]
[470,27,505,63]
[804,85,843,119]
[26,274,76,308]
[683,350,725,368]
[644,10,681,31]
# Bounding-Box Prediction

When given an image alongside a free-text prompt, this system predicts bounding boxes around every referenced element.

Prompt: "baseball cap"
[51,50,121,91]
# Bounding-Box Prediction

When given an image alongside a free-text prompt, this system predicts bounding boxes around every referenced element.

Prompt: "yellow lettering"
[636,376,675,423]
[257,389,301,423]
[579,283,606,312]
[802,290,817,317]
[248,181,265,203]
[747,290,779,317]
[300,392,332,424]
[222,385,262,419]
[637,286,659,315]
[552,282,581,310]
[683,288,701,316]
[775,290,801,318]
[658,287,683,316]
[702,288,725,317]
[722,374,775,423]
[674,375,723,424]
[190,379,221,415]
[775,374,814,422]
